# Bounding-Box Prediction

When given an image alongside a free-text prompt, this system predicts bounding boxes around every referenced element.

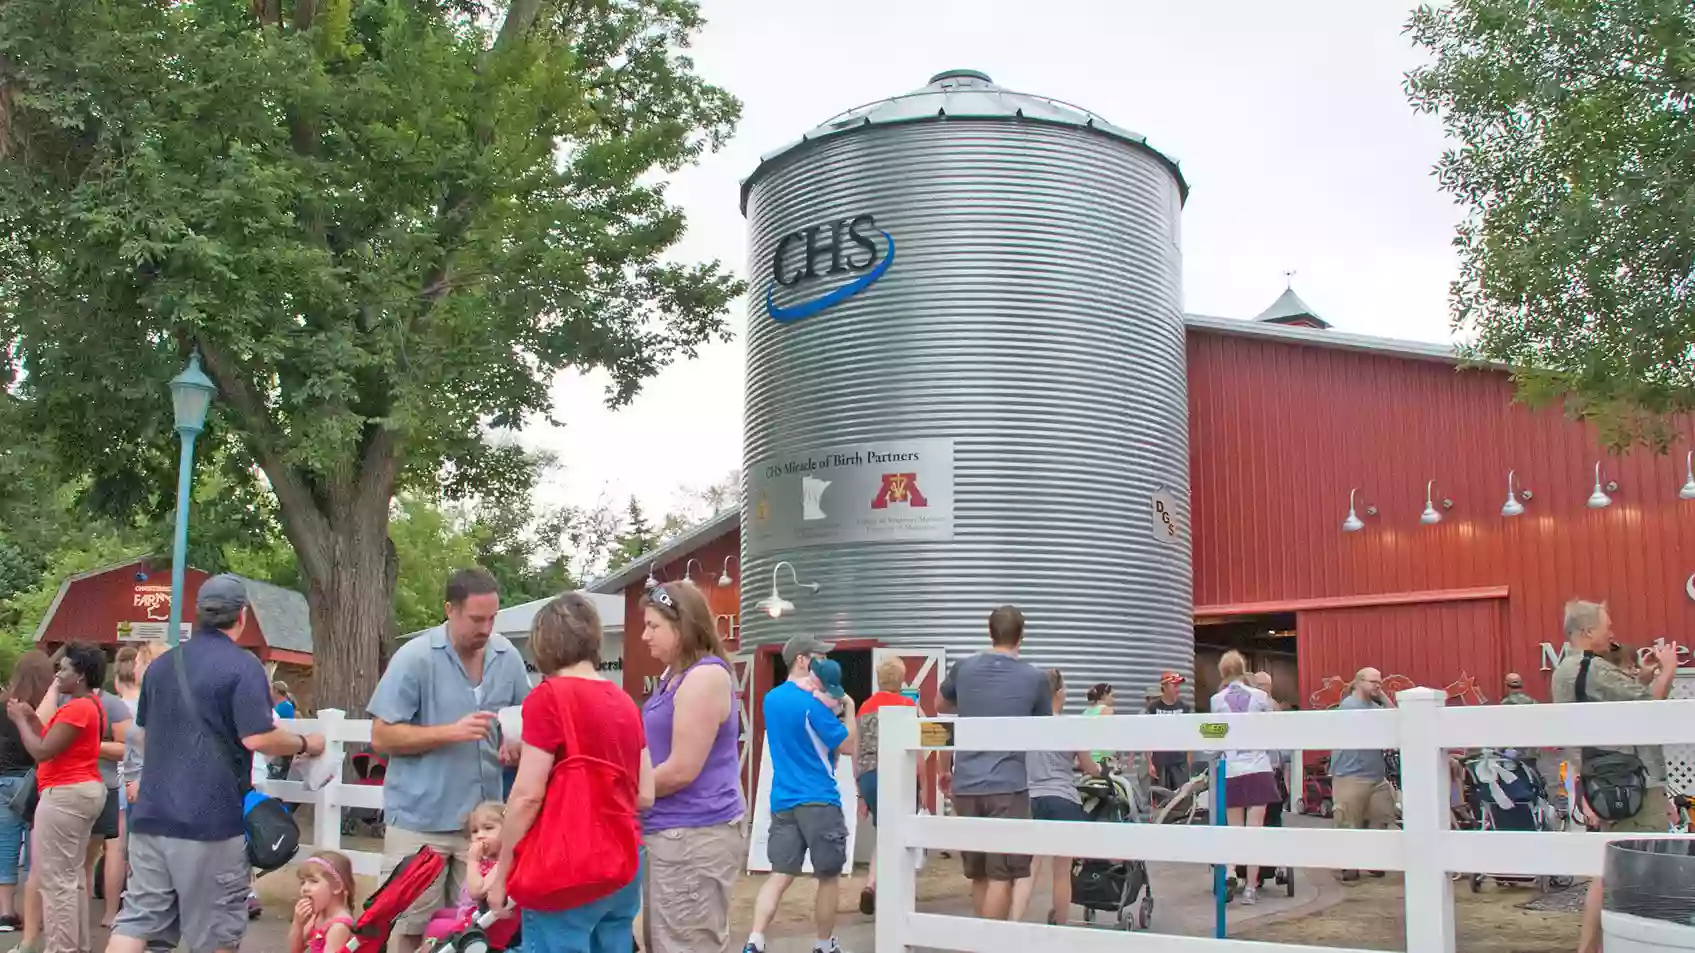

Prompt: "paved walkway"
[764,861,1342,952]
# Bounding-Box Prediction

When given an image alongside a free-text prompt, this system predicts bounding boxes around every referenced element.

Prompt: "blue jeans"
[0,775,29,885]
[519,857,643,953]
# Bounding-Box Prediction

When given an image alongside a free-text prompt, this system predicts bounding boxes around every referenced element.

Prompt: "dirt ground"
[726,860,967,931]
[1239,874,1585,952]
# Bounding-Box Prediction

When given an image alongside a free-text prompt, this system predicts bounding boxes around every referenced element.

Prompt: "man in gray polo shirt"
[368,568,530,952]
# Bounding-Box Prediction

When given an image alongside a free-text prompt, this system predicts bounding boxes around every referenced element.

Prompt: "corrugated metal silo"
[739,69,1190,707]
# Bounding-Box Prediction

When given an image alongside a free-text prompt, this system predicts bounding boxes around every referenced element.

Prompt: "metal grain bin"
[738,69,1191,706]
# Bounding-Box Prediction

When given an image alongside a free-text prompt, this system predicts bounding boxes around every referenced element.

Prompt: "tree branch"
[195,339,333,581]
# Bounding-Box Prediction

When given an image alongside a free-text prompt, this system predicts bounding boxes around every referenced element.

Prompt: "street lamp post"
[166,350,217,647]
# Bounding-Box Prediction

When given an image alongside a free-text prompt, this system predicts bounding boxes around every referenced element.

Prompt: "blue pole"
[166,430,199,647]
[1214,757,1229,939]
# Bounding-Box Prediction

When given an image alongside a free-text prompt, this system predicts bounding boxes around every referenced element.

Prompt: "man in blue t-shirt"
[108,575,325,953]
[743,635,858,953]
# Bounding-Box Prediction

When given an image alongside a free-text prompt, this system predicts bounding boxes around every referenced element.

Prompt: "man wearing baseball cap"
[110,574,326,953]
[1144,672,1192,792]
[743,635,857,953]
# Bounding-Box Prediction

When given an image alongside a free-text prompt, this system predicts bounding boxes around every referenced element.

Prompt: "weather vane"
[1283,269,1296,289]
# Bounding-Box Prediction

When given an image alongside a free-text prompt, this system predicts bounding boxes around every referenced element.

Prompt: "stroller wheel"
[1320,798,1333,818]
[1138,896,1154,929]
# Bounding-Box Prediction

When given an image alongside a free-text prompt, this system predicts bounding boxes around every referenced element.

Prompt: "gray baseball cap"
[196,573,250,615]
[782,633,835,665]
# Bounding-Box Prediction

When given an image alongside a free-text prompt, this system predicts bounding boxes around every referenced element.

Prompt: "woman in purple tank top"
[639,582,745,953]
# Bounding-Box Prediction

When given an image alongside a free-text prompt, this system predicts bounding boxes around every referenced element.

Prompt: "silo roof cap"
[740,69,1188,214]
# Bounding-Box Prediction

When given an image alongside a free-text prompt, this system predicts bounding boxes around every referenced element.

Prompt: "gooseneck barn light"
[1680,452,1695,501]
[718,555,739,587]
[1421,480,1443,525]
[1587,461,1615,509]
[683,558,704,583]
[756,561,819,618]
[1342,488,1366,533]
[1501,470,1525,518]
[644,564,660,589]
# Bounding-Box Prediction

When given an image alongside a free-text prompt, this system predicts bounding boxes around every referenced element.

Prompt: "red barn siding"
[1189,329,1695,698]
[38,560,215,647]
[1296,599,1505,707]
[619,532,742,700]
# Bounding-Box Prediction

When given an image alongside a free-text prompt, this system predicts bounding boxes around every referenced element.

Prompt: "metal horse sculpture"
[1441,672,1489,706]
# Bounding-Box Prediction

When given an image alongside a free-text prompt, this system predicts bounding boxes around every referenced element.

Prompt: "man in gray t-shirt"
[1330,668,1395,881]
[938,605,1050,920]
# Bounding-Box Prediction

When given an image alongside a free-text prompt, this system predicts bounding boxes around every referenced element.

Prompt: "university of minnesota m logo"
[872,473,928,509]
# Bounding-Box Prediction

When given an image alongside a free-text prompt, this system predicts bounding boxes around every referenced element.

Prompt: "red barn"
[33,558,315,694]
[591,295,1695,721]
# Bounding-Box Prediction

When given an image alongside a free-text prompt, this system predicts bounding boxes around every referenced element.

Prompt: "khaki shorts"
[642,821,744,953]
[953,791,1032,882]
[381,827,468,945]
[1332,776,1396,830]
[112,833,249,953]
[1600,786,1669,833]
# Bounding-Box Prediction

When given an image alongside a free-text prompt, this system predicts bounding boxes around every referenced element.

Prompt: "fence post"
[1396,688,1455,953]
[876,706,920,953]
[313,708,346,855]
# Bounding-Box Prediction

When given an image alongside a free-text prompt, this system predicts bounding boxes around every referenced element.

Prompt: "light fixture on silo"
[1587,461,1614,509]
[1501,470,1526,517]
[1421,480,1443,525]
[718,555,739,587]
[756,561,819,618]
[1342,488,1366,532]
[1680,452,1695,501]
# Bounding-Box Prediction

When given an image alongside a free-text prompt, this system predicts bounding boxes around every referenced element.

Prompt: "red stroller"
[337,847,519,953]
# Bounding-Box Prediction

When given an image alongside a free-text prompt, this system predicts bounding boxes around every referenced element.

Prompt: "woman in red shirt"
[6,643,108,953]
[489,593,654,952]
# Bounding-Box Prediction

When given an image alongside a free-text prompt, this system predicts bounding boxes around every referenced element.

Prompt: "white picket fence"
[251,709,388,878]
[873,689,1695,953]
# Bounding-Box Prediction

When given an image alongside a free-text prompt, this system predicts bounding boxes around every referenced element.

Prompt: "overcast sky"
[525,0,1462,519]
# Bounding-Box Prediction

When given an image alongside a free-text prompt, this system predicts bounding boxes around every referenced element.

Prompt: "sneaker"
[0,915,19,933]
[1242,887,1258,906]
[742,943,763,953]
[246,892,262,920]
[814,940,846,953]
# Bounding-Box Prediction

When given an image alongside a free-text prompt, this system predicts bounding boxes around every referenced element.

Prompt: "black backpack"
[171,647,301,872]
[1574,652,1649,823]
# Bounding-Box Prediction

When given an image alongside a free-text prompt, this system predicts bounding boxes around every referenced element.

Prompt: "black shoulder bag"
[170,647,300,871]
[1574,652,1649,823]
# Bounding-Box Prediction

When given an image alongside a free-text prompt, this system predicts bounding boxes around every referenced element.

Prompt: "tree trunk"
[299,516,391,717]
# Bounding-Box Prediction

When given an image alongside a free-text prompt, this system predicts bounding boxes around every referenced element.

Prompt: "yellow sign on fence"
[920,722,952,748]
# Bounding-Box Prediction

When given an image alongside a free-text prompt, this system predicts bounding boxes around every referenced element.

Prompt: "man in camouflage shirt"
[1549,599,1678,953]
[1500,673,1537,706]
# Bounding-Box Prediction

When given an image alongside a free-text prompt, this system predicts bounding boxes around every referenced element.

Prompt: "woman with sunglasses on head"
[638,581,744,953]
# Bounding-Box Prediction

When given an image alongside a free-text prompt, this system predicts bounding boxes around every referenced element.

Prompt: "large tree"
[1405,1,1695,449]
[0,0,742,711]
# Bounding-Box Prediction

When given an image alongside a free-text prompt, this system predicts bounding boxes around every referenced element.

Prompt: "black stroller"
[1070,769,1155,931]
[1462,749,1571,893]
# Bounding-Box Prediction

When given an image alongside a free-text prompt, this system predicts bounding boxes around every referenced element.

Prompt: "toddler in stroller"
[332,847,519,953]
[1069,769,1157,930]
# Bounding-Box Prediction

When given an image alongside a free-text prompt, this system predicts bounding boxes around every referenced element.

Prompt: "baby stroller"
[1300,755,1334,818]
[1150,769,1211,826]
[430,905,521,953]
[1070,769,1155,931]
[342,751,388,838]
[1462,750,1571,894]
[342,847,447,952]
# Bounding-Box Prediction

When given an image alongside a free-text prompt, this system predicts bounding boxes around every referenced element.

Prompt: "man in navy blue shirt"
[743,635,858,953]
[107,575,324,953]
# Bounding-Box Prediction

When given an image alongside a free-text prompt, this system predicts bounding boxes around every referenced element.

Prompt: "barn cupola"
[1255,284,1331,330]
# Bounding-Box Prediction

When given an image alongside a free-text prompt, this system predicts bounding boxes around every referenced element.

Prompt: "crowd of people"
[0,565,1674,953]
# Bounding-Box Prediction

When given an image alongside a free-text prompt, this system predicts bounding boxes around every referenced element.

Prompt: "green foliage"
[1406,0,1695,449]
[612,496,658,566]
[389,495,483,636]
[0,0,743,706]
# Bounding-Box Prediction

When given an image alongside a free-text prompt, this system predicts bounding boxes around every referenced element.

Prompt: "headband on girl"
[305,856,345,892]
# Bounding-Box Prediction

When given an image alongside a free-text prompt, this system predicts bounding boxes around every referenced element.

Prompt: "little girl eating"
[423,801,505,946]
[288,851,357,953]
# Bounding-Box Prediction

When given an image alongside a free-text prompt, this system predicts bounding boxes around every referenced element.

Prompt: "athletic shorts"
[767,803,848,878]
[91,789,120,839]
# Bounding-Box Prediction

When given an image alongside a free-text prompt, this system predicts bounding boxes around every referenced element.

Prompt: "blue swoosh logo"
[765,231,895,323]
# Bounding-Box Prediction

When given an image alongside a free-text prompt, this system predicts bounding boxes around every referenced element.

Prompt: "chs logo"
[765,213,894,323]
[872,473,927,509]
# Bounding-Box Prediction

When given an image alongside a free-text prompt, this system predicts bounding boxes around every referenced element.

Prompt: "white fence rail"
[874,689,1695,953]
[251,710,387,878]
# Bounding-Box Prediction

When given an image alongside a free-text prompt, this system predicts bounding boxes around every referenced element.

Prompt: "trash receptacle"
[1602,838,1695,952]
